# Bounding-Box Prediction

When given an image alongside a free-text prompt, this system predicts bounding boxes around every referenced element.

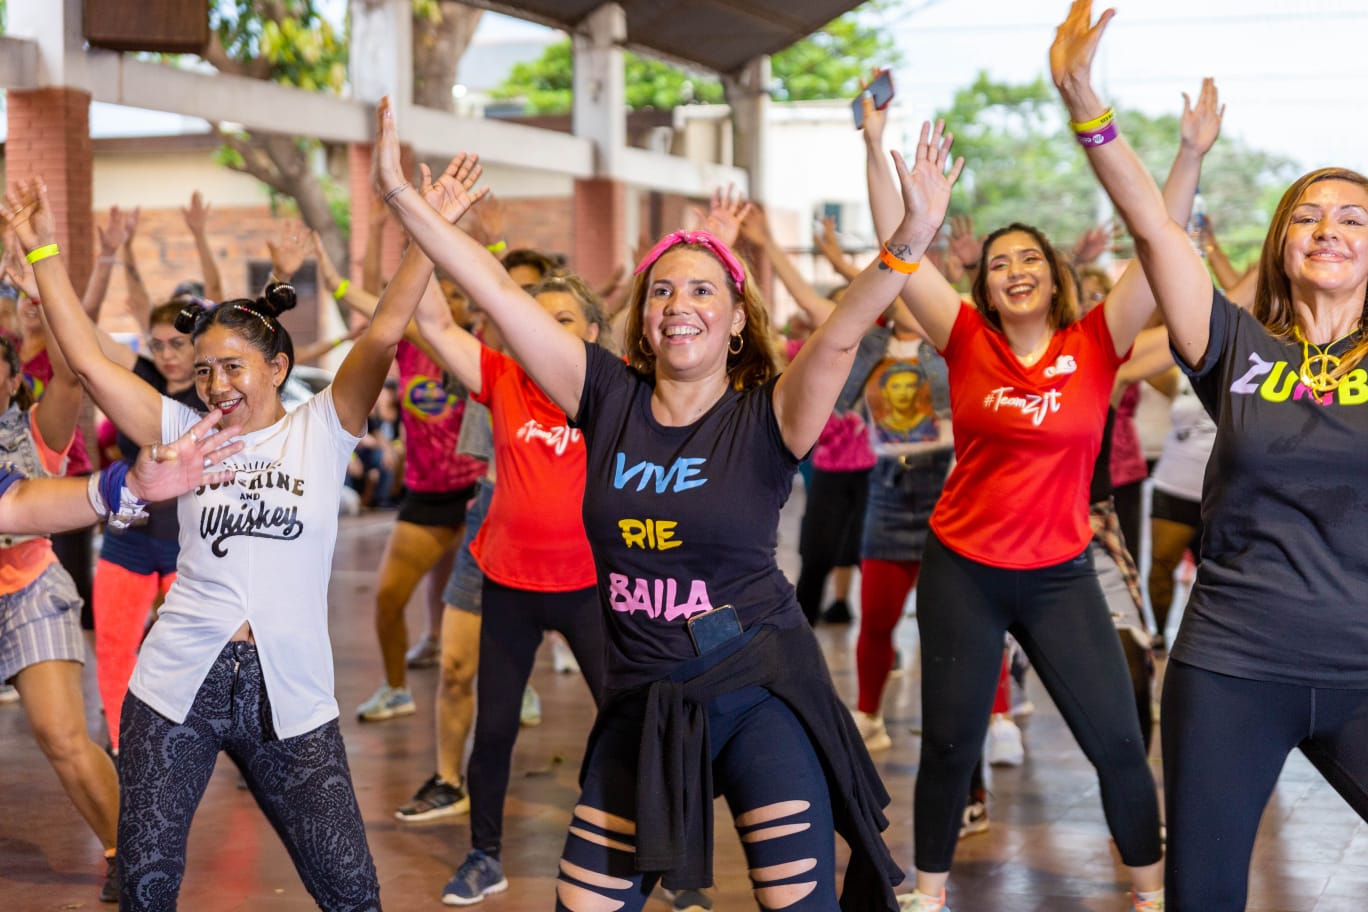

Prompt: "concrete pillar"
[348,0,414,112]
[726,56,771,204]
[572,4,627,177]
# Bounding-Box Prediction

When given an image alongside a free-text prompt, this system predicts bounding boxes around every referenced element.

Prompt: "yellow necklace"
[1294,326,1358,394]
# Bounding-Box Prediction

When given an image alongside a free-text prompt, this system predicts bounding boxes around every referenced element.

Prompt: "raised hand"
[697,183,751,248]
[1050,0,1114,98]
[97,206,129,257]
[418,153,490,226]
[892,120,965,242]
[182,191,212,235]
[311,231,345,291]
[1180,78,1224,156]
[372,96,409,200]
[0,179,57,253]
[738,205,771,247]
[127,409,244,503]
[123,206,141,245]
[858,73,888,147]
[947,214,983,268]
[1071,221,1113,265]
[266,220,310,281]
[1,231,39,300]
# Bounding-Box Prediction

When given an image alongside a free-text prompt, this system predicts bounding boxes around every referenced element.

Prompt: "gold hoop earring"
[728,333,744,355]
[638,336,653,358]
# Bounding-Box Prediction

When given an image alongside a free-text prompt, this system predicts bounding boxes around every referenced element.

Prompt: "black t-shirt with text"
[1177,291,1368,686]
[574,343,803,688]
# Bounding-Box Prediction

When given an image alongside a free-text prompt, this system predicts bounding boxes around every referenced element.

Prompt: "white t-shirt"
[128,389,360,739]
[1149,379,1216,503]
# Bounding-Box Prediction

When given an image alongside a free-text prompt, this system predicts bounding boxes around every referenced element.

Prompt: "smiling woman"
[1052,3,1368,908]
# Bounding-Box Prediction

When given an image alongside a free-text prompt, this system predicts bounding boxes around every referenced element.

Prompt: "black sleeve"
[1176,288,1236,421]
[573,341,636,435]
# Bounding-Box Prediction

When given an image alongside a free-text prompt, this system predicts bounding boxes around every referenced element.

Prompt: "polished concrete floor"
[2,491,1366,911]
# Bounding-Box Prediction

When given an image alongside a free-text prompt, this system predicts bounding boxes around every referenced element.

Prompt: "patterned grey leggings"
[117,641,380,911]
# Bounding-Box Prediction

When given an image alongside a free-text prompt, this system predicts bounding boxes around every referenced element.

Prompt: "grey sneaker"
[356,684,416,722]
[396,774,470,822]
[442,850,507,906]
[406,635,440,669]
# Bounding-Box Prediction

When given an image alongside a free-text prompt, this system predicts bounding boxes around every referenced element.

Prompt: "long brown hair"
[970,223,1080,333]
[623,240,777,391]
[1254,167,1368,380]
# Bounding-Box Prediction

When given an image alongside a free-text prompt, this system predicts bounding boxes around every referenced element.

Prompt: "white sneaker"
[520,684,541,727]
[985,714,1024,766]
[0,683,19,704]
[551,636,580,674]
[852,710,892,753]
[356,683,416,722]
[958,799,989,838]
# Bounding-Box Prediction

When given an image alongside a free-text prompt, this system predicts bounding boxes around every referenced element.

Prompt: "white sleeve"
[161,396,201,444]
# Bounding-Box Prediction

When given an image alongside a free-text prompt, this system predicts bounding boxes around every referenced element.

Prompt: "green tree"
[936,72,1296,269]
[492,4,898,113]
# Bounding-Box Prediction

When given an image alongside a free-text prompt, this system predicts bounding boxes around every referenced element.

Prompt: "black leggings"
[795,467,869,625]
[468,579,606,857]
[913,534,1161,872]
[118,642,379,911]
[1161,660,1368,911]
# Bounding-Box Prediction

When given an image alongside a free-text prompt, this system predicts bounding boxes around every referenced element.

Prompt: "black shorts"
[396,484,478,528]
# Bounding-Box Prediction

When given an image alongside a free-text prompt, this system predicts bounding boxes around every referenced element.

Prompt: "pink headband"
[633,230,747,292]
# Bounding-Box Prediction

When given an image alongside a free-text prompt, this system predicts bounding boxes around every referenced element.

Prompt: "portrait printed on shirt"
[865,355,940,446]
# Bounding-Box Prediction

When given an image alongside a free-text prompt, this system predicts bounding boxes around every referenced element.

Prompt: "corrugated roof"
[462,1,864,75]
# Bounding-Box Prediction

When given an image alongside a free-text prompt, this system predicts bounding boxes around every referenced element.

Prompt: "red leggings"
[857,558,1013,716]
[94,559,174,751]
[856,558,920,715]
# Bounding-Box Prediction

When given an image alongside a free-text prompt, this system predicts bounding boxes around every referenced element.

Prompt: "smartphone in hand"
[852,69,895,129]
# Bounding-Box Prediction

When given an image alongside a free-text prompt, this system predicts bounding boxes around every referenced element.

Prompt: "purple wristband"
[1075,121,1119,148]
[98,462,131,515]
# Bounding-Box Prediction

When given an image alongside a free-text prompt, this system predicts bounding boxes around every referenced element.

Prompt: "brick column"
[347,142,414,291]
[573,177,626,289]
[5,88,94,294]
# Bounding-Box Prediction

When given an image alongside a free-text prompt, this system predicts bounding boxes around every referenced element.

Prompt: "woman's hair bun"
[261,282,298,318]
[173,302,209,334]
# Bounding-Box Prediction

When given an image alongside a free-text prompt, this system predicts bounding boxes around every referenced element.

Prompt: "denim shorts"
[442,477,493,615]
[860,451,952,563]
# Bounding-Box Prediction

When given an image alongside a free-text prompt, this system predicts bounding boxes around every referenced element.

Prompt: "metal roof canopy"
[463,0,865,76]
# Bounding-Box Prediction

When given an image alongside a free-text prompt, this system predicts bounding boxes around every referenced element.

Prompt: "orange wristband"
[879,244,920,274]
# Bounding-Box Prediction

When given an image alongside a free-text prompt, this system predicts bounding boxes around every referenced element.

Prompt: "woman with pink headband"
[376,106,953,909]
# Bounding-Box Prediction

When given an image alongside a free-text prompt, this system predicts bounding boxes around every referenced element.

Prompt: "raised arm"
[1101,75,1224,354]
[182,192,224,303]
[361,200,387,295]
[120,207,152,327]
[372,97,588,419]
[1052,0,1215,368]
[813,217,862,282]
[81,207,128,319]
[412,273,484,395]
[0,180,164,443]
[332,122,488,434]
[773,123,963,456]
[738,207,835,327]
[863,111,964,349]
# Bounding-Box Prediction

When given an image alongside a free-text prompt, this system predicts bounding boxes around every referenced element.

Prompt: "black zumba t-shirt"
[1176,290,1368,687]
[573,342,804,688]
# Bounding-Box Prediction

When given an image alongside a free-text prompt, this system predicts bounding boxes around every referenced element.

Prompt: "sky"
[475,0,1368,175]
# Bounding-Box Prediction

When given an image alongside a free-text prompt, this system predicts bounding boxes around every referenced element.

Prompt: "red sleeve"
[472,346,510,408]
[940,301,979,362]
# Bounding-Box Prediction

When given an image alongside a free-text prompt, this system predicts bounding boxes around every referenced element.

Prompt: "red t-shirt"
[468,346,596,592]
[931,303,1126,569]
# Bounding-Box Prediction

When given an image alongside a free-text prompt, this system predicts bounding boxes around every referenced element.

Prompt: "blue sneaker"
[442,850,508,906]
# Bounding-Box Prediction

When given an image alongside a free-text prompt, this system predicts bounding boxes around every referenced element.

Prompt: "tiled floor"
[2,494,1364,911]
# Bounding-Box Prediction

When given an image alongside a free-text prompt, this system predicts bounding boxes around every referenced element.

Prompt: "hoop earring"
[728,333,744,355]
[638,336,653,358]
